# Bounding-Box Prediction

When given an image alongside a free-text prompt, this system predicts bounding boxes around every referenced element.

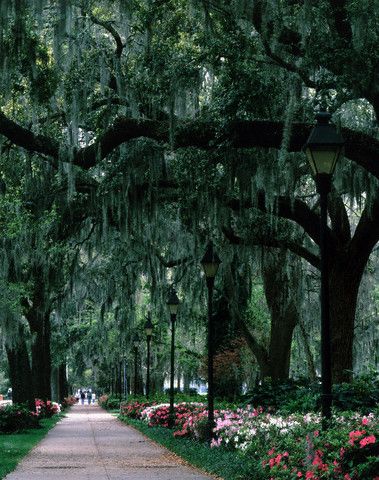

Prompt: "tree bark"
[298,320,317,381]
[58,363,68,402]
[262,249,301,381]
[27,311,52,401]
[6,338,34,409]
[328,258,362,383]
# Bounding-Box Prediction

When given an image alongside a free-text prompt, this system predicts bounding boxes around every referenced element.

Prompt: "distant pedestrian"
[87,390,92,405]
[80,390,85,405]
[92,392,96,404]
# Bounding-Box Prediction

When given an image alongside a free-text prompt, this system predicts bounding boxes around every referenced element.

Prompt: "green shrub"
[243,378,318,413]
[98,394,126,410]
[243,374,379,414]
[333,374,379,412]
[0,404,40,433]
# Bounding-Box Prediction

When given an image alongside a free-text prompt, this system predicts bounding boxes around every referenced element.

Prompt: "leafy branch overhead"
[1,111,379,180]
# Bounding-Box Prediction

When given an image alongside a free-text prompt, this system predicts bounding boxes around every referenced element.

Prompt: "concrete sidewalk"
[4,404,215,480]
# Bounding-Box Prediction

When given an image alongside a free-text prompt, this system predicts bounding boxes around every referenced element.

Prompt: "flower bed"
[120,399,379,479]
[260,414,378,479]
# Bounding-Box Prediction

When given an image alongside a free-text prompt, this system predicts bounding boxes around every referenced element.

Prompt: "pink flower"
[297,473,303,478]
[359,434,376,448]
[348,429,366,445]
[274,453,282,465]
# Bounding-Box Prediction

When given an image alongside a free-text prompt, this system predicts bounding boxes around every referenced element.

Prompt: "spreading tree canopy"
[0,1,378,400]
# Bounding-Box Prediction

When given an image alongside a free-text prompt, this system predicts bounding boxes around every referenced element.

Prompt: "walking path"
[4,404,214,480]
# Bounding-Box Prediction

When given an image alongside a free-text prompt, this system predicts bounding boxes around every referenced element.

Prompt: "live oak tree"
[0,0,379,398]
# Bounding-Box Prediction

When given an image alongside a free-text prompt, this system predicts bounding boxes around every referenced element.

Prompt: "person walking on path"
[4,404,214,480]
[80,390,85,405]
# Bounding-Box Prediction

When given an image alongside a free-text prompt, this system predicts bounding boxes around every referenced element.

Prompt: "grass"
[119,417,259,480]
[0,415,63,479]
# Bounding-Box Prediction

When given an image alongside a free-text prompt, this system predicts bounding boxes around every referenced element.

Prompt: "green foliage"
[244,374,379,414]
[333,374,379,413]
[98,394,123,410]
[243,378,318,413]
[0,404,40,433]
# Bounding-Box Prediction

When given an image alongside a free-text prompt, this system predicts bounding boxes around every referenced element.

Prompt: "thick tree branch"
[350,192,379,271]
[74,117,168,168]
[89,14,125,58]
[2,111,379,183]
[261,38,318,89]
[228,193,326,249]
[0,111,59,163]
[328,192,351,245]
[75,117,379,179]
[236,315,270,369]
[222,226,320,269]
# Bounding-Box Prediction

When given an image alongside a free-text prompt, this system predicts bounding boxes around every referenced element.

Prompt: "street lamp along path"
[303,111,345,428]
[144,313,153,400]
[201,241,221,442]
[167,287,180,429]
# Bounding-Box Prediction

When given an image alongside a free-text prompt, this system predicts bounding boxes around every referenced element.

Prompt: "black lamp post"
[144,314,153,400]
[201,241,221,441]
[132,334,139,396]
[167,287,180,429]
[304,111,344,428]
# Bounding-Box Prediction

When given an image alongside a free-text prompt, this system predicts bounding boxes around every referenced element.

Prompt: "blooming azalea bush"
[139,402,207,437]
[0,403,40,433]
[212,408,319,451]
[172,404,208,440]
[120,400,153,419]
[62,395,77,408]
[257,412,379,480]
[35,399,61,418]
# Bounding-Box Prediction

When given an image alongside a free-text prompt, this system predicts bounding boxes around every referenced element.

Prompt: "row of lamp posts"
[130,242,221,439]
[130,110,343,436]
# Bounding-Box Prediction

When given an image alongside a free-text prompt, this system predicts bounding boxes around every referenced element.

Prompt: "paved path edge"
[115,415,221,480]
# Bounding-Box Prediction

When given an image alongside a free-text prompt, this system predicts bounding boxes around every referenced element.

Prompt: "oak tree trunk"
[6,338,34,409]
